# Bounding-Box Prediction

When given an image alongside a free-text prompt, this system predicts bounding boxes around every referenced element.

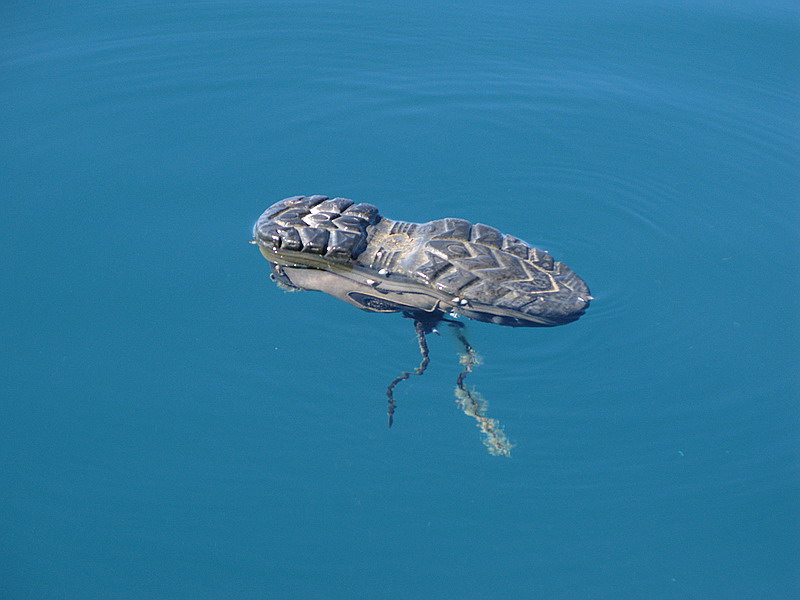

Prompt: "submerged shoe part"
[254,194,590,327]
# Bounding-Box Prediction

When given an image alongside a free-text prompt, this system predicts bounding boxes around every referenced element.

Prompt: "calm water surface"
[2,1,798,598]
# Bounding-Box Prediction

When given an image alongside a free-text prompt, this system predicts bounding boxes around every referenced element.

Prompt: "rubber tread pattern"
[254,195,590,326]
[254,195,376,262]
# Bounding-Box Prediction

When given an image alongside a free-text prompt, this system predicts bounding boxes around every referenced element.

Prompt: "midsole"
[263,246,558,325]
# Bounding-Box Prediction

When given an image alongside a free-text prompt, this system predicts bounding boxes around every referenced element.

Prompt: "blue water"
[3,1,798,598]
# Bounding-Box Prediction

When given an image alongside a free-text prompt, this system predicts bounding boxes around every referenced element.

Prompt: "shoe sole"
[254,195,590,327]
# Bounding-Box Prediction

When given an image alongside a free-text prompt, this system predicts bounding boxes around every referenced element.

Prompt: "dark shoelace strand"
[451,325,478,404]
[386,319,430,427]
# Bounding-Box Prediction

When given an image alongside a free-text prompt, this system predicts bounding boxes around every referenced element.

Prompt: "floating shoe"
[253,195,591,327]
[253,195,591,455]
